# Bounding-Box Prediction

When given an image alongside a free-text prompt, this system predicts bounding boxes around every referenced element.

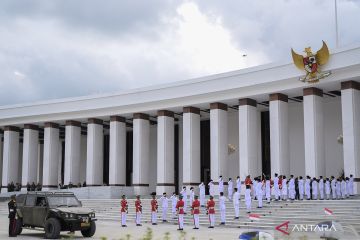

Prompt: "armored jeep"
[15,192,96,239]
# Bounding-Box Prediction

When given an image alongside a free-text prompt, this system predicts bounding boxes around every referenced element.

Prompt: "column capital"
[157,110,174,118]
[269,93,288,102]
[303,87,323,97]
[239,98,257,107]
[341,80,360,91]
[24,124,39,130]
[88,118,103,125]
[4,126,21,132]
[110,115,126,122]
[183,106,200,114]
[44,122,59,129]
[133,113,149,120]
[65,120,82,127]
[210,102,228,111]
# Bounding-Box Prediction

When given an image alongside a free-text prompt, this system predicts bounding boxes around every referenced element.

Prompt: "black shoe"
[122,225,127,227]
[163,220,167,222]
[136,224,142,226]
[177,228,183,231]
[152,223,157,225]
[234,217,239,219]
[208,226,214,228]
[220,222,225,225]
[193,227,199,229]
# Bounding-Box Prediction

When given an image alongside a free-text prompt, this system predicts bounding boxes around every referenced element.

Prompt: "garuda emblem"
[291,41,331,83]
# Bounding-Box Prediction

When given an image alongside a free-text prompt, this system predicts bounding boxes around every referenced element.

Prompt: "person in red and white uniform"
[176,195,185,231]
[150,194,158,225]
[191,195,200,229]
[206,195,216,228]
[135,195,142,226]
[120,195,128,227]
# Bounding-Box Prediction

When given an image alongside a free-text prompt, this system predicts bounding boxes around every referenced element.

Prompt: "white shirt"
[233,191,240,205]
[180,188,187,199]
[219,196,226,210]
[228,180,233,191]
[199,183,205,195]
[160,196,168,208]
[218,177,224,192]
[236,178,241,189]
[170,194,177,207]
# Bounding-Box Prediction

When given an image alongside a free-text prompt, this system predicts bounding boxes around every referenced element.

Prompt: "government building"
[0,43,359,197]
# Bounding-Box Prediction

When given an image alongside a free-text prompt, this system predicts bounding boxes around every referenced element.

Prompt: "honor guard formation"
[113,174,355,231]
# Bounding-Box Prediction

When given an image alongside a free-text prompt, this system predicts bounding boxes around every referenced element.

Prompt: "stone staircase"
[1,197,360,236]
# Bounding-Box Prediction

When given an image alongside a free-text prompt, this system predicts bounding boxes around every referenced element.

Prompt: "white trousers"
[306,189,311,199]
[220,208,226,223]
[151,212,157,224]
[193,214,199,228]
[162,207,167,220]
[257,194,263,207]
[135,212,141,225]
[274,186,279,199]
[332,188,337,199]
[200,194,205,206]
[183,198,187,212]
[245,199,251,212]
[228,190,233,200]
[234,203,239,217]
[121,212,127,226]
[178,214,184,229]
[209,214,215,227]
[171,205,176,218]
[319,189,324,199]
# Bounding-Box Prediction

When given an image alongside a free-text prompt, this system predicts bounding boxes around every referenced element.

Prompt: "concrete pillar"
[269,93,290,176]
[133,113,150,195]
[238,99,258,179]
[210,102,228,194]
[21,124,39,189]
[183,107,201,189]
[80,134,87,184]
[109,116,126,186]
[303,87,325,177]
[156,110,175,195]
[37,142,44,184]
[86,118,104,186]
[43,122,60,190]
[64,120,81,185]
[341,81,360,193]
[1,126,20,192]
[0,132,3,190]
[58,140,63,185]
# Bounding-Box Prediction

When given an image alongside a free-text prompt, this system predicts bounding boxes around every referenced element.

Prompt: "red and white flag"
[324,208,333,216]
[249,213,261,221]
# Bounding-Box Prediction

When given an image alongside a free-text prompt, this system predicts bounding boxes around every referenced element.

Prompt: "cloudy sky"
[0,0,359,105]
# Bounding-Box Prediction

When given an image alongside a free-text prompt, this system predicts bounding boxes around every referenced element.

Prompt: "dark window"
[36,197,47,207]
[25,195,36,206]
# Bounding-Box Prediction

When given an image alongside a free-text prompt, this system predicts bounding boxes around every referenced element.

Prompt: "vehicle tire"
[15,218,23,235]
[81,221,96,238]
[44,218,61,239]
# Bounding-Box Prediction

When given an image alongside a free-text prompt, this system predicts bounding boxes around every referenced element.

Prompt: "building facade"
[0,44,360,196]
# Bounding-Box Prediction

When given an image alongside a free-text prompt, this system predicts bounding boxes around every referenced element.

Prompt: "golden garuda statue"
[291,40,331,83]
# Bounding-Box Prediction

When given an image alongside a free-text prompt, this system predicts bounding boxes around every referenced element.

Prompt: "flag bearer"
[135,195,142,226]
[325,178,331,200]
[298,176,304,200]
[233,187,240,219]
[180,186,187,213]
[199,182,206,207]
[170,192,177,219]
[160,192,168,222]
[176,195,185,231]
[228,178,233,201]
[219,192,226,225]
[120,195,128,227]
[206,195,216,228]
[191,195,200,229]
[151,194,158,225]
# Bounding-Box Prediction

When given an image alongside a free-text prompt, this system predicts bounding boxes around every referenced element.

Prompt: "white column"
[303,87,325,177]
[86,118,104,186]
[133,113,150,195]
[109,116,126,186]
[37,142,44,184]
[58,140,63,185]
[239,99,258,180]
[2,126,20,192]
[43,122,60,190]
[0,133,3,189]
[21,124,39,189]
[156,110,175,195]
[341,81,360,194]
[269,93,289,176]
[210,103,228,194]
[64,120,81,185]
[80,134,87,184]
[183,107,201,189]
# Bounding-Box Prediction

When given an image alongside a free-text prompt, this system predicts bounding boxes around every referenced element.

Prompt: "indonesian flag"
[249,213,261,221]
[324,208,333,216]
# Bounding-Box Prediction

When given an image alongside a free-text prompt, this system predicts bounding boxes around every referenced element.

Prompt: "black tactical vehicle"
[15,192,96,239]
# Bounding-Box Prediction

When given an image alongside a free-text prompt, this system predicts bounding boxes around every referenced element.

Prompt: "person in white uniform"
[305,176,311,200]
[331,176,337,199]
[236,176,241,193]
[349,174,354,196]
[253,178,258,200]
[219,192,226,225]
[218,176,224,195]
[319,176,324,200]
[298,176,304,200]
[208,180,214,197]
[288,175,295,201]
[346,177,350,198]
[180,186,188,213]
[282,176,288,201]
[265,176,271,204]
[170,192,177,219]
[325,178,331,200]
[233,187,240,219]
[189,187,195,206]
[257,178,263,208]
[341,177,347,199]
[199,182,206,207]
[159,192,169,222]
[245,185,252,213]
[312,178,318,200]
[228,178,233,201]
[336,178,341,199]
[273,173,279,201]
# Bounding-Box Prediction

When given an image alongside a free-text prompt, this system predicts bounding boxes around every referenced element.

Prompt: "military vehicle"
[15,192,96,239]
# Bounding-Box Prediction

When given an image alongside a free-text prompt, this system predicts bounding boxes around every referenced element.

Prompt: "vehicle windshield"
[47,196,81,208]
